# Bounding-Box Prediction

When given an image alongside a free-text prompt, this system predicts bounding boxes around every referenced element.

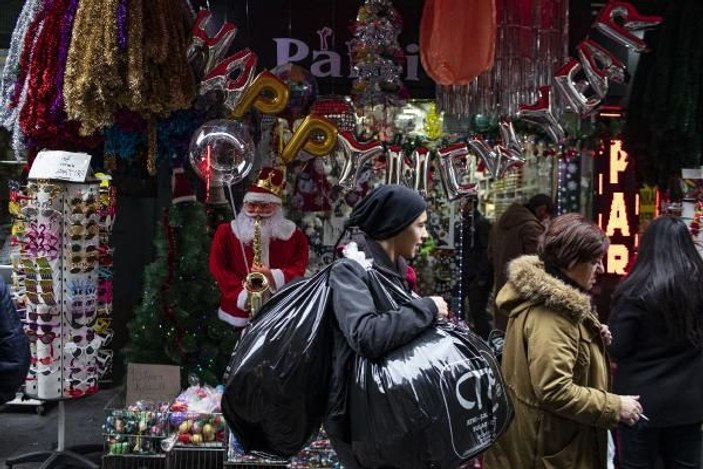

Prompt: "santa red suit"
[209,168,309,327]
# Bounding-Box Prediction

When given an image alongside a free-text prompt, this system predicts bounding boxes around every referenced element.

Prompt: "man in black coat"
[461,201,493,339]
[0,276,29,405]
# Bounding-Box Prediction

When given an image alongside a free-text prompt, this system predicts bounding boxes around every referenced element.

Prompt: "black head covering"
[345,185,427,240]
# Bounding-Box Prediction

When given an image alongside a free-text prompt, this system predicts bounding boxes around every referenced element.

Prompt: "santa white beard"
[231,207,295,245]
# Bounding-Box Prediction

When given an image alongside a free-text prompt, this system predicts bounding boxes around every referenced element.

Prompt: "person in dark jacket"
[609,216,703,468]
[461,200,493,339]
[0,275,30,405]
[325,185,449,469]
[488,193,553,331]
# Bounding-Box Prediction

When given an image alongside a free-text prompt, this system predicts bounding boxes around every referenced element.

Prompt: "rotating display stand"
[6,163,114,468]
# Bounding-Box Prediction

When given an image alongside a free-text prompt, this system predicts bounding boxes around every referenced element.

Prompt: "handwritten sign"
[28,150,92,182]
[126,363,181,406]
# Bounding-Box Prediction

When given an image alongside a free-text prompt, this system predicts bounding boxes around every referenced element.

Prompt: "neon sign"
[594,140,638,275]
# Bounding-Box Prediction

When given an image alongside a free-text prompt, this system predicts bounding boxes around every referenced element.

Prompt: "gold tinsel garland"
[64,0,194,148]
[121,0,144,110]
[63,0,119,136]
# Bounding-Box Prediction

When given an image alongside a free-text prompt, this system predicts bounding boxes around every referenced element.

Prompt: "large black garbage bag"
[222,264,335,457]
[350,321,513,469]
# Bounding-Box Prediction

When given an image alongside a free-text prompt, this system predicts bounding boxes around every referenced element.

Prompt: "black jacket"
[462,209,493,284]
[608,297,703,427]
[0,276,29,404]
[323,236,437,443]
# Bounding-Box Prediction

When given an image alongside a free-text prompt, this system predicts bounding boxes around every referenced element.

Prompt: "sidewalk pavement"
[0,385,121,468]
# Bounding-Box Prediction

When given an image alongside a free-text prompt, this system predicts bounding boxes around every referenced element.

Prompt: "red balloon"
[420,0,496,85]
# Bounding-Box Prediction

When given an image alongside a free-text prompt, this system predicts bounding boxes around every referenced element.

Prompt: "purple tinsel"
[50,0,79,117]
[117,0,128,52]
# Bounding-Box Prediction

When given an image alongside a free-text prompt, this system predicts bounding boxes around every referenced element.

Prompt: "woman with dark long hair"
[609,216,703,468]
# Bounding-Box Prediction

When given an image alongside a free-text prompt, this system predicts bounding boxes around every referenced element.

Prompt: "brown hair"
[538,213,608,269]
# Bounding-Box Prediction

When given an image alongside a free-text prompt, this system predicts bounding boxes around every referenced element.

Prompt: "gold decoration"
[424,103,443,140]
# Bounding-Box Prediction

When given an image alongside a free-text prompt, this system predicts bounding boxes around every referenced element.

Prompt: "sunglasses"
[29,364,61,376]
[65,309,97,328]
[69,328,96,345]
[94,317,112,334]
[20,206,62,220]
[97,329,114,347]
[26,329,58,344]
[65,374,99,388]
[69,260,97,274]
[27,182,63,198]
[69,279,97,297]
[27,307,59,322]
[24,322,59,333]
[69,365,98,376]
[64,340,100,359]
[25,289,58,306]
[96,349,113,363]
[31,355,54,366]
[97,282,113,304]
[69,222,100,240]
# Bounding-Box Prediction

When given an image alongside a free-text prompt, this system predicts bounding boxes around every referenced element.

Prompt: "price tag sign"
[28,150,92,182]
[126,363,181,406]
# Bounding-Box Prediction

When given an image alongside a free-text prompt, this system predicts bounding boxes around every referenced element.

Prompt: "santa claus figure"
[209,167,309,327]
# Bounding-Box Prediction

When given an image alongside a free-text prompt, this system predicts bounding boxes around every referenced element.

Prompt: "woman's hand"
[618,395,643,426]
[429,296,449,321]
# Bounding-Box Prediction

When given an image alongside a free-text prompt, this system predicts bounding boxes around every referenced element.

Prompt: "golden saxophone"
[244,216,270,317]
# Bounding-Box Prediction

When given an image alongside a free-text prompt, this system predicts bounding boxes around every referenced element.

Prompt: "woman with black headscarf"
[324,184,449,468]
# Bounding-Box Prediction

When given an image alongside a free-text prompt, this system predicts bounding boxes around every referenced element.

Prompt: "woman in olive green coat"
[483,214,643,469]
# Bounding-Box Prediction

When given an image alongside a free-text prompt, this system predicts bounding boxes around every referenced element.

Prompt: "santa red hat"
[171,166,197,204]
[243,167,286,204]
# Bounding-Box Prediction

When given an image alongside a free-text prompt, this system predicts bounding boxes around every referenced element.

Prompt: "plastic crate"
[101,453,167,469]
[168,445,225,469]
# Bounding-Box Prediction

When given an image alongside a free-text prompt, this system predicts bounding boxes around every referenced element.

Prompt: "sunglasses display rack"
[9,179,110,401]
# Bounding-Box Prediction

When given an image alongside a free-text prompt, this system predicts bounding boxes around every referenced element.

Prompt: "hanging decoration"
[420,0,495,117]
[187,9,238,83]
[199,49,259,114]
[281,115,338,165]
[350,0,407,106]
[436,143,477,201]
[516,87,566,144]
[188,119,255,195]
[436,0,569,119]
[270,63,320,125]
[336,132,385,191]
[231,71,290,119]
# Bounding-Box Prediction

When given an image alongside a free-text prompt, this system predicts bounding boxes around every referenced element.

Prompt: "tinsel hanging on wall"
[623,0,703,189]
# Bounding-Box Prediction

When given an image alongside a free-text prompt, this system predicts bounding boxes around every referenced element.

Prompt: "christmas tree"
[350,0,407,106]
[125,168,238,386]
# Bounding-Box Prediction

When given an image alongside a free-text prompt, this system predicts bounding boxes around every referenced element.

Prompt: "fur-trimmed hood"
[498,255,593,323]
